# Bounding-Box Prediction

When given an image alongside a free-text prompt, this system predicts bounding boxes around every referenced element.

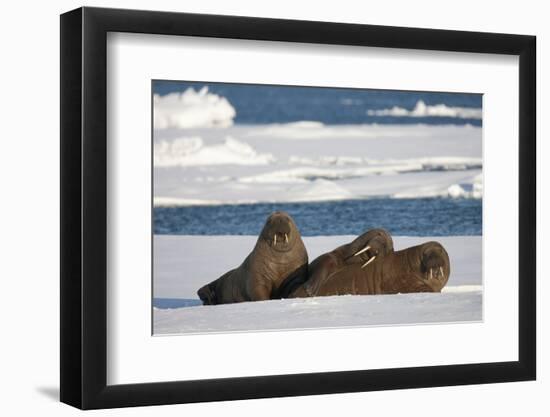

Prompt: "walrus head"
[259,211,301,253]
[381,241,451,293]
[344,228,394,268]
[197,282,218,305]
[415,241,451,292]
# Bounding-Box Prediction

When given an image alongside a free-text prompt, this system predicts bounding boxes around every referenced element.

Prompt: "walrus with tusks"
[285,228,394,298]
[291,240,450,297]
[197,211,308,305]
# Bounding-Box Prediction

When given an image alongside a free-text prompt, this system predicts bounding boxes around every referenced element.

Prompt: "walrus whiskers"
[361,255,376,268]
[354,245,371,257]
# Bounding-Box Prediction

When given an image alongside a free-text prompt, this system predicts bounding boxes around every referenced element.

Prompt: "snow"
[154,292,481,334]
[367,100,483,119]
[153,235,482,334]
[154,124,482,205]
[154,136,274,167]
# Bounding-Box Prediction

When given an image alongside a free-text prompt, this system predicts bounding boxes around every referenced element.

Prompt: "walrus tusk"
[274,235,277,246]
[429,268,433,280]
[354,245,371,257]
[285,233,288,243]
[439,266,444,278]
[361,255,376,268]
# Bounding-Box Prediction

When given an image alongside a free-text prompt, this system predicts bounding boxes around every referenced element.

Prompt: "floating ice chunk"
[367,100,482,119]
[154,87,236,129]
[448,184,467,198]
[472,173,484,199]
[447,177,483,199]
[447,183,483,199]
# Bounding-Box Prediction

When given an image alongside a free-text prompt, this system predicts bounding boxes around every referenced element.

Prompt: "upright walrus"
[292,241,450,297]
[286,228,394,298]
[197,211,308,305]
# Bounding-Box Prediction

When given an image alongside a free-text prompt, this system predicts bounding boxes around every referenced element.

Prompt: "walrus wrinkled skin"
[286,228,394,298]
[293,241,450,297]
[197,211,308,305]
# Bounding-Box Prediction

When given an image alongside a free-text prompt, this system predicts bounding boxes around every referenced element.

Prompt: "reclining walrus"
[197,211,308,305]
[290,240,450,297]
[284,228,394,298]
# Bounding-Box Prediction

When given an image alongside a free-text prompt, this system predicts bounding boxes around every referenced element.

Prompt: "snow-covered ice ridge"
[154,124,483,205]
[153,235,482,334]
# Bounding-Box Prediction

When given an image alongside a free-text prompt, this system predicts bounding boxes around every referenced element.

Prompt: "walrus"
[285,228,394,298]
[291,241,450,297]
[197,211,308,305]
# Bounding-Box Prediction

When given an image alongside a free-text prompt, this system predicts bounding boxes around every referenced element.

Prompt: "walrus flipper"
[197,268,236,305]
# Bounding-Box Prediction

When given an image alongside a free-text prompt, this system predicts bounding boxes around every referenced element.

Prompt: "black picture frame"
[60,6,536,410]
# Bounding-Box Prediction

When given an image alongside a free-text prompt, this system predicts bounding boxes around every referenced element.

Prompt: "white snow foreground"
[154,124,482,205]
[153,235,482,334]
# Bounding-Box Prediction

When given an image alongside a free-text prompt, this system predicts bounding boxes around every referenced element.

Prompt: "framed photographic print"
[60,6,536,409]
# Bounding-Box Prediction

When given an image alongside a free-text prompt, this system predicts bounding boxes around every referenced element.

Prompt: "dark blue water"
[153,81,482,126]
[154,198,482,237]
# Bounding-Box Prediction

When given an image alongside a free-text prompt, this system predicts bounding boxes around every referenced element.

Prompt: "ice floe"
[153,235,482,334]
[367,100,482,119]
[153,123,482,205]
[154,87,236,129]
